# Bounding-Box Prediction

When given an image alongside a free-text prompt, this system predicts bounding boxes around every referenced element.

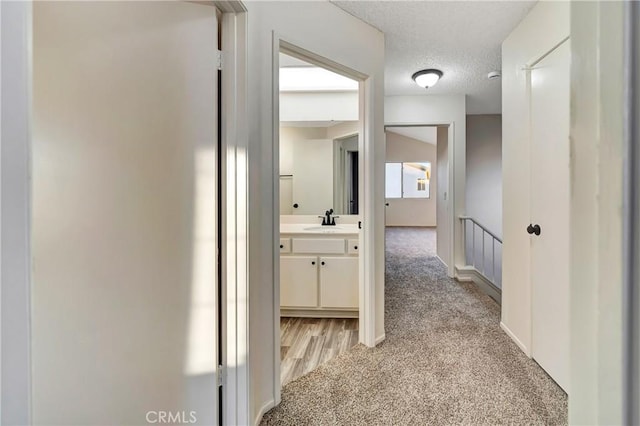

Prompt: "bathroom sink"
[303,226,345,232]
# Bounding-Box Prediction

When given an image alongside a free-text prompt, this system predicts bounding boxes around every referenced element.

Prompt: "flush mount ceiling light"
[412,69,443,89]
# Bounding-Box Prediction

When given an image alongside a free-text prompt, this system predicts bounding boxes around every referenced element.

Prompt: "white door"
[280,256,319,307]
[320,257,358,309]
[530,39,570,392]
[32,2,219,424]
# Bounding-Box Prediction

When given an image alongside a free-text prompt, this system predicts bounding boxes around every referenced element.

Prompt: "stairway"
[456,216,502,304]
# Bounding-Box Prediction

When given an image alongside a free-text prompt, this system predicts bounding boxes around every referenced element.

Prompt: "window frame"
[385,161,431,199]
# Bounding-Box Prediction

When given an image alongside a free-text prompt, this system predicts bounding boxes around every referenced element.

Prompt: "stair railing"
[459,216,503,289]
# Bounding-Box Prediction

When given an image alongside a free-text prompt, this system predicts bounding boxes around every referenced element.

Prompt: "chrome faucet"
[318,209,339,226]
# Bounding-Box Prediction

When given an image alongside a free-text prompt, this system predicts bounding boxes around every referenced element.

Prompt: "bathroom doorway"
[277,50,364,385]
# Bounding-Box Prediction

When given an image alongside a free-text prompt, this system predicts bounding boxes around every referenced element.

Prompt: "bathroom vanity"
[280,223,359,318]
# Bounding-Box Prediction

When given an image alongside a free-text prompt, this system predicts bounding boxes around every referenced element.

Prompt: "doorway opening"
[384,126,450,267]
[277,51,363,385]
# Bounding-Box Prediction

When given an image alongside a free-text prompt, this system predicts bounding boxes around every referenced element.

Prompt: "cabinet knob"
[354,245,358,250]
[311,261,316,265]
[321,261,325,266]
[280,244,284,249]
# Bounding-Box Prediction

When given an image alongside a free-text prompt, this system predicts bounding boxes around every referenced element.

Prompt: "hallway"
[262,227,567,425]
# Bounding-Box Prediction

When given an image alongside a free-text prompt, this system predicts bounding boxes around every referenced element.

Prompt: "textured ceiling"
[387,126,437,145]
[331,1,536,114]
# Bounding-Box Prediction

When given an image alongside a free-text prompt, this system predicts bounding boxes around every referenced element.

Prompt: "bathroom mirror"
[279,51,360,216]
[279,125,359,215]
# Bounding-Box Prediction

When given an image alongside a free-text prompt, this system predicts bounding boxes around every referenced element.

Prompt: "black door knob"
[527,224,541,236]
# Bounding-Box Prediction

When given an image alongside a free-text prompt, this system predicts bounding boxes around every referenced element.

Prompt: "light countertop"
[280,223,360,236]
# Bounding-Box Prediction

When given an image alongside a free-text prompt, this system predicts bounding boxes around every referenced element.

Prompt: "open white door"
[32,2,220,424]
[530,39,571,392]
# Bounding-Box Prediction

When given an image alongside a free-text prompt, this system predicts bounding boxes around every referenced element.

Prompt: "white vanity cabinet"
[279,230,359,317]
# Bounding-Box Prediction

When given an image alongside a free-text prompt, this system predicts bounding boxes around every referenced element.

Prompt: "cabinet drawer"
[279,238,291,253]
[347,239,359,255]
[292,238,345,254]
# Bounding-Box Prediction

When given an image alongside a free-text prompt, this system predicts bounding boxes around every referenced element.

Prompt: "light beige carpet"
[261,227,567,425]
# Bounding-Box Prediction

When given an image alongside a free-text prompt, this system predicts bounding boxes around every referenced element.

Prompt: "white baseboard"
[500,322,531,357]
[254,399,275,426]
[375,333,386,345]
[434,255,447,268]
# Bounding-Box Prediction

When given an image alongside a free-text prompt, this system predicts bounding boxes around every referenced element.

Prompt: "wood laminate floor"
[280,317,359,385]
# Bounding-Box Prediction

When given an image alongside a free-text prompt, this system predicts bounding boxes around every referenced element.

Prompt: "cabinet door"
[280,256,318,307]
[319,257,358,309]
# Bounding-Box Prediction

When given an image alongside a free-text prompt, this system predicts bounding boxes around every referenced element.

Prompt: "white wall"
[436,127,450,266]
[280,92,358,122]
[466,115,502,237]
[501,1,569,356]
[326,121,359,140]
[245,2,385,423]
[570,2,625,423]
[385,131,437,227]
[385,94,466,275]
[279,127,325,176]
[0,2,32,424]
[32,2,218,424]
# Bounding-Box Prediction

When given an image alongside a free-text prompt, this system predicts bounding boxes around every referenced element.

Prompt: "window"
[385,162,431,199]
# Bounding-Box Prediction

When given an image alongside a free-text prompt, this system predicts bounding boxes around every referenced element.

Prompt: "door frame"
[214,2,250,425]
[0,2,32,423]
[271,35,377,406]
[383,123,456,278]
[0,1,251,424]
[623,0,639,423]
